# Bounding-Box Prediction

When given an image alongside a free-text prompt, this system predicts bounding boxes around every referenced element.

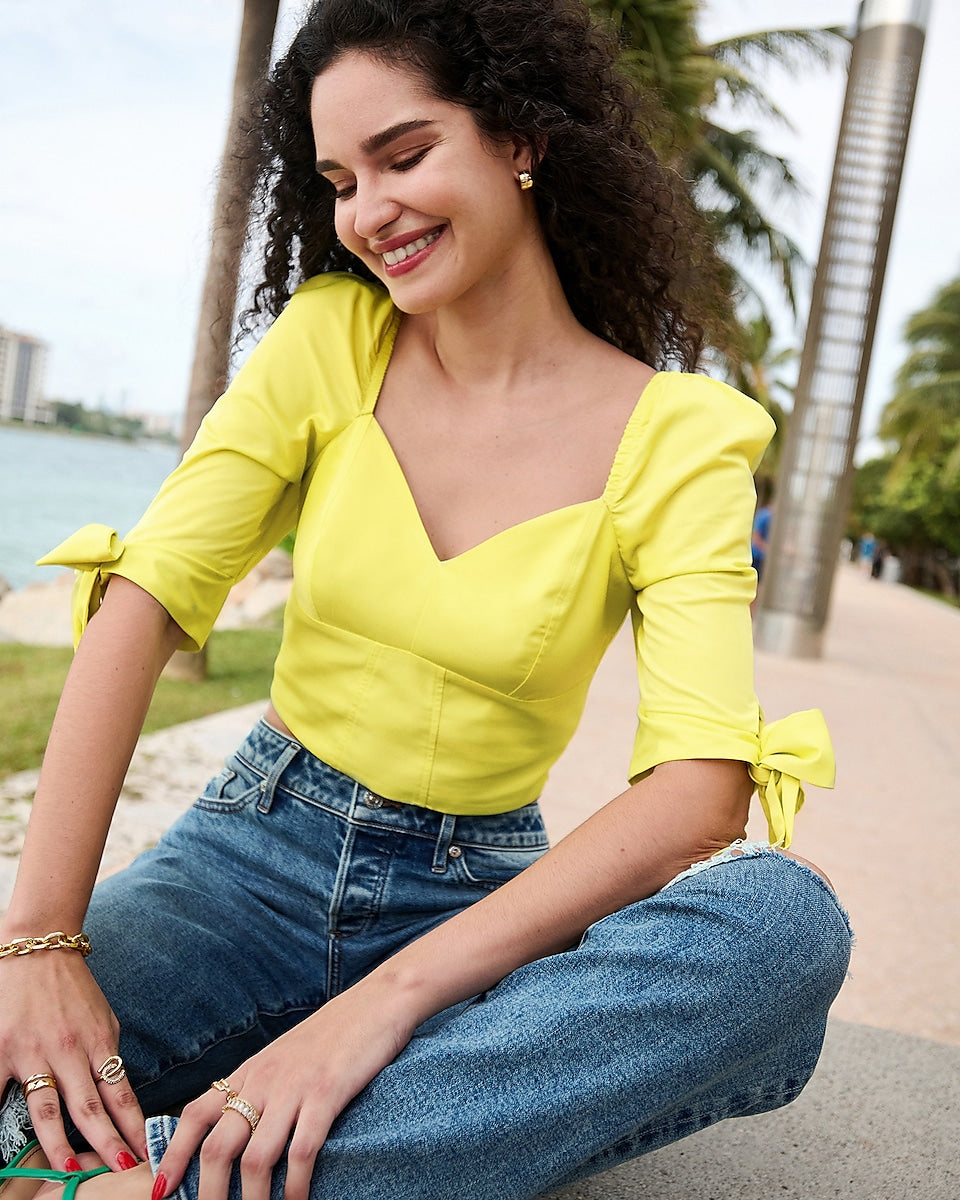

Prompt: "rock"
[0,572,74,646]
[254,548,294,580]
[0,555,293,646]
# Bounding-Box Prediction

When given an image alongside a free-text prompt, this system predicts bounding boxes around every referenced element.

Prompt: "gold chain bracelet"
[0,931,92,960]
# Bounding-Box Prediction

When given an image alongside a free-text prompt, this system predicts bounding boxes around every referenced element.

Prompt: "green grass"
[913,586,960,610]
[0,624,282,779]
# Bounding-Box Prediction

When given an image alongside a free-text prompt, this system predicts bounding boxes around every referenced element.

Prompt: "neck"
[404,237,589,400]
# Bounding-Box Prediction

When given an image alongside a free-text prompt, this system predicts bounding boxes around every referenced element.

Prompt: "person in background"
[858,531,878,575]
[751,484,775,584]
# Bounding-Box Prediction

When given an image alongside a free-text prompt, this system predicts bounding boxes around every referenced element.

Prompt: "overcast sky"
[1,0,956,452]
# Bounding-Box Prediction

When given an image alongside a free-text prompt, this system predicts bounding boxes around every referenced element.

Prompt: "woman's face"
[310,51,538,314]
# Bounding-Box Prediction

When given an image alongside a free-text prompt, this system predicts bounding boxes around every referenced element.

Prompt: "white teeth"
[382,229,440,266]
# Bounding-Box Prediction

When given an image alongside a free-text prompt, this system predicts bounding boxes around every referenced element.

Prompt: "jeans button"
[448,845,462,858]
[363,790,383,809]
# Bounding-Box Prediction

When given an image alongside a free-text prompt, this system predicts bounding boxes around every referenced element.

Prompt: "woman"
[0,2,851,1198]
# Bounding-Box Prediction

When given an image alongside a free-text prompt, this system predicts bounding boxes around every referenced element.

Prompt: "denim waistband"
[226,718,549,851]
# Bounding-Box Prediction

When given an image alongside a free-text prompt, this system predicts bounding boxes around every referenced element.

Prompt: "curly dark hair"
[241,0,730,369]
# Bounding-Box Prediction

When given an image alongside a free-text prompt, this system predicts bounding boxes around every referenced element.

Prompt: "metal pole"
[753,0,930,657]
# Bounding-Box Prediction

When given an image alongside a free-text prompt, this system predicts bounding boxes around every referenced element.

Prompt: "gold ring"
[96,1055,126,1085]
[222,1094,260,1133]
[21,1073,58,1098]
[211,1078,235,1097]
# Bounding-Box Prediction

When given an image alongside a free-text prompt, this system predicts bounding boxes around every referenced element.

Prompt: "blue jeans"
[83,720,850,1198]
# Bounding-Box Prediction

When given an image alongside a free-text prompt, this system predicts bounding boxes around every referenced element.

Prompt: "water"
[0,426,178,590]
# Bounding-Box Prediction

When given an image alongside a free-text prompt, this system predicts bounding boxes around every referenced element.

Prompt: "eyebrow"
[315,119,438,174]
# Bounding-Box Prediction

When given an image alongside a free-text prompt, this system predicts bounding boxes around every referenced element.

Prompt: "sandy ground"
[2,561,958,1049]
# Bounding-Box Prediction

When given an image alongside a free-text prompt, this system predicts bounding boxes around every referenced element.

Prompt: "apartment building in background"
[0,326,51,424]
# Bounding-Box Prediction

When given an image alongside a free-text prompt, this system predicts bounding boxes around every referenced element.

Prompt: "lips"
[374,226,443,266]
[381,229,443,266]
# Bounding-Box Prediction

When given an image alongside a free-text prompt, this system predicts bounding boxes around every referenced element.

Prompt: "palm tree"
[584,1,849,322]
[179,0,281,456]
[722,312,796,489]
[879,275,960,476]
[167,0,281,682]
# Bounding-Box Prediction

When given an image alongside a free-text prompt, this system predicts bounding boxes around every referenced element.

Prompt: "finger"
[21,1075,80,1174]
[196,1114,252,1200]
[238,1117,288,1200]
[158,1086,233,1193]
[94,1059,148,1159]
[51,1054,139,1172]
[281,1117,333,1200]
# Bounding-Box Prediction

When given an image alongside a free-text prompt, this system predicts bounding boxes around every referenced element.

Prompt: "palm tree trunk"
[167,0,280,683]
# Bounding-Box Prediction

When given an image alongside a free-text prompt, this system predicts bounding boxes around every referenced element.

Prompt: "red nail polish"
[117,1151,138,1170]
[64,1158,82,1173]
[150,1172,167,1200]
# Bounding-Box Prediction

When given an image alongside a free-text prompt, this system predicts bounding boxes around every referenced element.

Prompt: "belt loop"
[431,814,458,873]
[257,740,301,813]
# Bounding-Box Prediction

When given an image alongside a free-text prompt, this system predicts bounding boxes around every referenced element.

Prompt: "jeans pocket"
[194,758,262,813]
[452,842,548,891]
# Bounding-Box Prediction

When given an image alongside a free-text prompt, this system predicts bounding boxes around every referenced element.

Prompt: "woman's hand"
[156,975,419,1200]
[0,577,183,1173]
[0,950,146,1172]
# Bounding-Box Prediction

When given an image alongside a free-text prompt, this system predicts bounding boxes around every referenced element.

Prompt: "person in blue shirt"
[752,486,774,583]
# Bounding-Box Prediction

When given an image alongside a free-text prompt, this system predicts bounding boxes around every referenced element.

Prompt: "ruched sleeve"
[36,275,398,652]
[608,373,833,847]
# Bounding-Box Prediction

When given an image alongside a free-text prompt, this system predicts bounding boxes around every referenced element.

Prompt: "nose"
[352,177,402,242]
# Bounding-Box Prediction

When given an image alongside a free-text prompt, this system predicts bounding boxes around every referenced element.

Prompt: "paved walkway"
[2,563,958,1195]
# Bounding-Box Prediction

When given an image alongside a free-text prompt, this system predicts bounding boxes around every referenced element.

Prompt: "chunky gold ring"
[221,1094,260,1133]
[21,1073,58,1098]
[211,1078,235,1097]
[96,1055,126,1086]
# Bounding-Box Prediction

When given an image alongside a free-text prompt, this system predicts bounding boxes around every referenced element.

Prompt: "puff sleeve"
[609,373,834,847]
[37,275,397,651]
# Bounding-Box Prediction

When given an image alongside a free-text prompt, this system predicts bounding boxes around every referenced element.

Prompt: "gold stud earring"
[517,171,534,191]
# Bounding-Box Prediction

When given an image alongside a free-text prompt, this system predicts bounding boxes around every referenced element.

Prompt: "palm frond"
[707,68,793,126]
[707,27,851,72]
[586,2,844,337]
[697,123,808,198]
[903,310,960,344]
[896,349,960,387]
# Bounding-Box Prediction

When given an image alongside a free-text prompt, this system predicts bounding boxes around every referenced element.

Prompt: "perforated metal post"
[754,0,929,657]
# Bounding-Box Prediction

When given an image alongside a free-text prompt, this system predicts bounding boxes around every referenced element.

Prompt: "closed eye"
[324,145,432,201]
[392,147,430,173]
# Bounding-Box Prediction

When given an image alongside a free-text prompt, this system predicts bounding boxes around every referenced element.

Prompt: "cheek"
[333,207,351,245]
[333,205,364,255]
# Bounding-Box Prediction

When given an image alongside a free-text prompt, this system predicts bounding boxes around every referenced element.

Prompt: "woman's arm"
[378,757,752,1016]
[0,576,184,1170]
[158,757,750,1200]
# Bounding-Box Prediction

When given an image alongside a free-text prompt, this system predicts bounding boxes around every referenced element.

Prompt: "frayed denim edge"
[661,839,855,949]
[146,1116,190,1200]
[0,1082,31,1164]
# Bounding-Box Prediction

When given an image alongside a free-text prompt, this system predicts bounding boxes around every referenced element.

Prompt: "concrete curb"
[547,1020,960,1198]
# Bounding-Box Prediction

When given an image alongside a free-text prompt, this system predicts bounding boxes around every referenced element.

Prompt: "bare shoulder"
[572,330,658,426]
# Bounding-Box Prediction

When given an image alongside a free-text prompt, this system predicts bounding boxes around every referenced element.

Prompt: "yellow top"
[39,274,834,843]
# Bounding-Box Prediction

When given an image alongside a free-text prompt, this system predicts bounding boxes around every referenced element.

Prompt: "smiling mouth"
[380,228,442,266]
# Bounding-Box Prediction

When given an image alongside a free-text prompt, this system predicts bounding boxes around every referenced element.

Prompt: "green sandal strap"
[0,1163,113,1200]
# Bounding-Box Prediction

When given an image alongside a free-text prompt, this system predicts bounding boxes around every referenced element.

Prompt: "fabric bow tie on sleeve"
[36,523,125,648]
[748,709,836,848]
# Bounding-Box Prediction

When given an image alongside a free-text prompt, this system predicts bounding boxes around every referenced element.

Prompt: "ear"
[509,134,547,173]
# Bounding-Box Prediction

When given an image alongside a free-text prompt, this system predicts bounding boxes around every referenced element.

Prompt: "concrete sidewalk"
[543,562,960,1047]
[2,564,959,1194]
[543,563,960,1197]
